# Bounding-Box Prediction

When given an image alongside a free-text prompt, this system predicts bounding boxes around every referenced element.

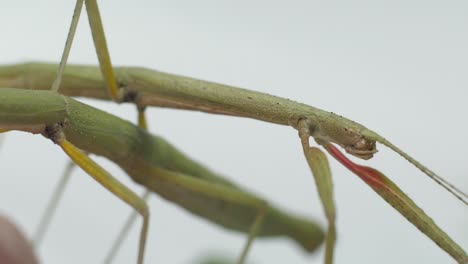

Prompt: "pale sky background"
[0,1,467,264]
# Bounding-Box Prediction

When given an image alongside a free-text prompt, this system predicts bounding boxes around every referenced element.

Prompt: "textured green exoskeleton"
[1,1,466,263]
[1,63,467,263]
[0,88,324,252]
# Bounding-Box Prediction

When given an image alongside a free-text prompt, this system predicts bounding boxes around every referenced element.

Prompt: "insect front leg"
[323,143,468,264]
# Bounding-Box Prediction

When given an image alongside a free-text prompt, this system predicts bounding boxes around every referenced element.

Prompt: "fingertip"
[0,215,38,264]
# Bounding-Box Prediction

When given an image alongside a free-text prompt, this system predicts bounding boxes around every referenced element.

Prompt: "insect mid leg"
[297,119,337,264]
[237,205,266,264]
[103,107,151,264]
[135,166,273,264]
[104,189,151,264]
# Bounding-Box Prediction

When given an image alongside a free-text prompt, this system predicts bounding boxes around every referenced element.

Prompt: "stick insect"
[1,1,467,264]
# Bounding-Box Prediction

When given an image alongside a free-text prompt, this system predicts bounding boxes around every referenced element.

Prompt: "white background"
[0,1,467,263]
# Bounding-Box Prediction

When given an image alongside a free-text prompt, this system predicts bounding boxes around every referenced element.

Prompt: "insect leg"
[104,107,151,263]
[104,189,150,264]
[59,138,149,264]
[237,207,266,264]
[298,119,336,264]
[32,160,75,246]
[324,143,468,264]
[84,0,121,101]
[50,0,84,92]
[137,166,269,264]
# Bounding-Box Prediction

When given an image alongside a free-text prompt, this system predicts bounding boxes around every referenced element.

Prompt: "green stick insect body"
[0,63,465,200]
[0,87,324,248]
[1,1,467,264]
[1,63,467,263]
